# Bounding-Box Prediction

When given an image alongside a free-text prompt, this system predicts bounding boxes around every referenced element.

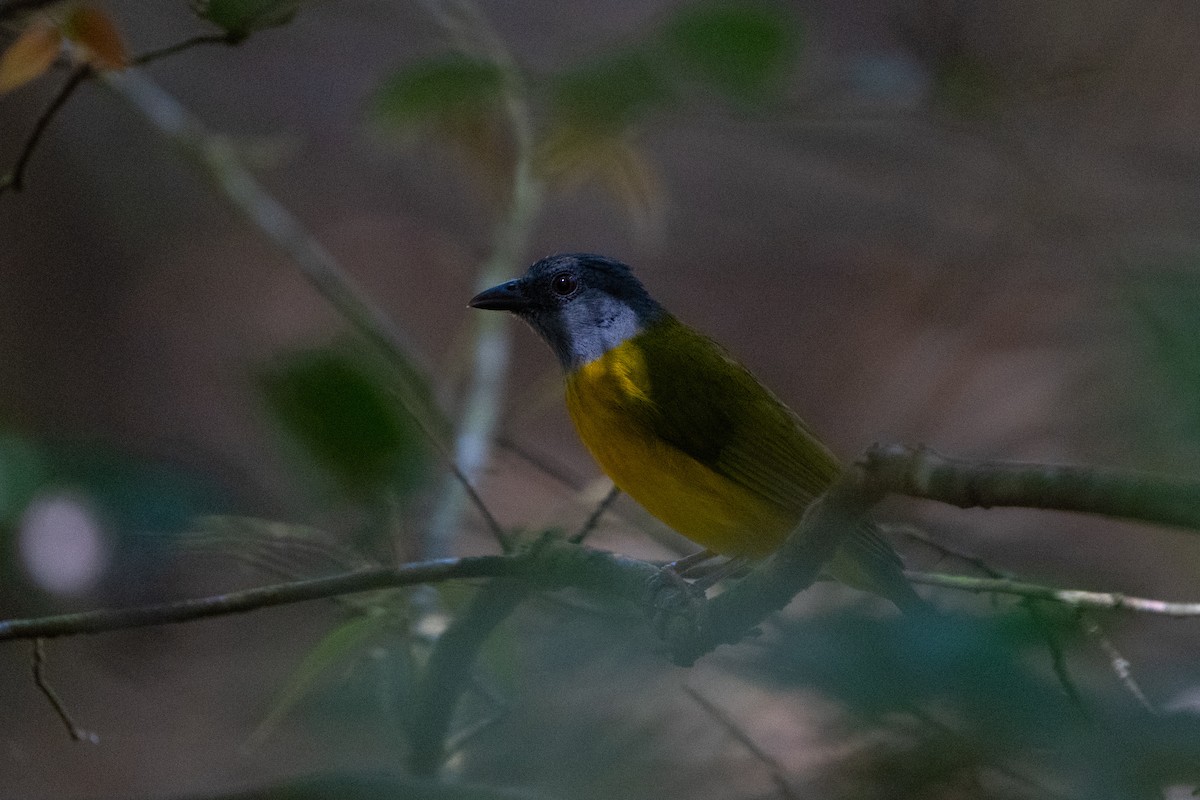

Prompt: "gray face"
[554,289,648,367]
[470,253,665,370]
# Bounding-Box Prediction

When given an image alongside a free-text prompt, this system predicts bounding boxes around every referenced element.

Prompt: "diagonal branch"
[1,64,90,194]
[32,639,95,743]
[863,444,1200,530]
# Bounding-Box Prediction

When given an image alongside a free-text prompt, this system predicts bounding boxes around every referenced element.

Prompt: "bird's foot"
[644,564,709,660]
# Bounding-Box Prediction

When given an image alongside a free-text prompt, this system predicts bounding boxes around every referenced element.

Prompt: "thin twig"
[133,33,236,66]
[448,462,510,549]
[32,639,94,742]
[890,523,1088,710]
[0,556,522,642]
[570,484,621,544]
[1,64,90,194]
[1078,613,1158,714]
[96,67,509,546]
[682,684,798,800]
[423,0,543,558]
[496,434,585,492]
[906,570,1200,616]
[2,31,238,194]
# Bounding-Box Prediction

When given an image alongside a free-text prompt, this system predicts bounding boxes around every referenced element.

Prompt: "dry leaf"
[0,23,62,93]
[64,4,128,70]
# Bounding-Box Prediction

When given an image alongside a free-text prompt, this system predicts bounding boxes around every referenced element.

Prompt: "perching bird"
[469,253,922,611]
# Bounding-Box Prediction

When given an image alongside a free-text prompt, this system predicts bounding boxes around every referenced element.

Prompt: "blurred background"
[4,0,1200,797]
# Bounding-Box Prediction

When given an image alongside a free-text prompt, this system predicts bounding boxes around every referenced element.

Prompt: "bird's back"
[565,314,841,557]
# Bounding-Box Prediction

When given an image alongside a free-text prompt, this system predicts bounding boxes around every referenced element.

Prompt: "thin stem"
[683,684,798,800]
[1,64,90,194]
[571,484,621,544]
[133,33,235,66]
[906,570,1200,616]
[32,639,94,742]
[423,1,543,557]
[0,556,519,642]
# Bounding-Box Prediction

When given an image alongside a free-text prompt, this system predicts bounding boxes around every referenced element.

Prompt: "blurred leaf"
[658,2,801,102]
[548,51,673,133]
[260,348,432,500]
[0,22,61,93]
[181,515,375,580]
[931,53,1005,118]
[372,55,513,203]
[192,0,300,42]
[247,609,400,750]
[373,55,505,124]
[0,433,50,525]
[1123,268,1200,442]
[535,127,662,228]
[48,442,223,535]
[63,4,127,70]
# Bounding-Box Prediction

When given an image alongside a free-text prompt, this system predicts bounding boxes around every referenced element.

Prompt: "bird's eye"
[550,272,578,297]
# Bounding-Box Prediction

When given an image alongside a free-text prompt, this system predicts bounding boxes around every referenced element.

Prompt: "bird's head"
[469,253,664,368]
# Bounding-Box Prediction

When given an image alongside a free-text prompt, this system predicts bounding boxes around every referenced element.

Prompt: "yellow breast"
[564,336,793,557]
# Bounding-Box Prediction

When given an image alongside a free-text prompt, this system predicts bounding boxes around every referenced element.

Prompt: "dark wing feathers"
[631,316,921,610]
[636,317,840,512]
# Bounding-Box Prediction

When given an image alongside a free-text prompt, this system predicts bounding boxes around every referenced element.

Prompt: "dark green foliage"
[658,2,801,102]
[549,51,675,132]
[373,55,506,125]
[1124,268,1200,444]
[0,432,49,526]
[192,0,301,42]
[739,606,1200,799]
[260,348,431,500]
[930,53,1005,118]
[194,771,554,799]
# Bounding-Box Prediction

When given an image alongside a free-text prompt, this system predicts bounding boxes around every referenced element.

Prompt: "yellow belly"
[565,341,794,558]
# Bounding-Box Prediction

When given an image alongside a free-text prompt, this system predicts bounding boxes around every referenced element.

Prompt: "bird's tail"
[825,522,930,615]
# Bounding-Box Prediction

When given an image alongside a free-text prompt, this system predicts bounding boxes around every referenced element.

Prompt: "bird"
[469,253,923,612]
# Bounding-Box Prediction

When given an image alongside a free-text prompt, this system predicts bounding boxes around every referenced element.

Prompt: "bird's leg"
[664,548,717,576]
[685,555,750,591]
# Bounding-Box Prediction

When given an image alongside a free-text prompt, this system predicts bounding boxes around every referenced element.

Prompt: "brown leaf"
[64,4,128,70]
[535,127,664,228]
[0,22,62,93]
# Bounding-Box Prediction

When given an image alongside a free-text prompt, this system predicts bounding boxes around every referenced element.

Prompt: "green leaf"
[260,348,432,499]
[0,433,49,525]
[1123,268,1200,442]
[247,610,398,750]
[192,0,300,42]
[549,51,673,132]
[180,515,374,580]
[373,55,506,127]
[931,53,1005,118]
[658,2,801,102]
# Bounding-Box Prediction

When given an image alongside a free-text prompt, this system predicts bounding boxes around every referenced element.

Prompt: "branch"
[1079,613,1158,714]
[863,444,1200,530]
[683,684,798,800]
[132,33,237,66]
[423,0,544,557]
[656,467,882,665]
[408,488,624,776]
[95,67,511,547]
[0,556,519,642]
[1,65,90,194]
[32,639,95,743]
[905,571,1200,616]
[2,36,234,195]
[0,543,660,644]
